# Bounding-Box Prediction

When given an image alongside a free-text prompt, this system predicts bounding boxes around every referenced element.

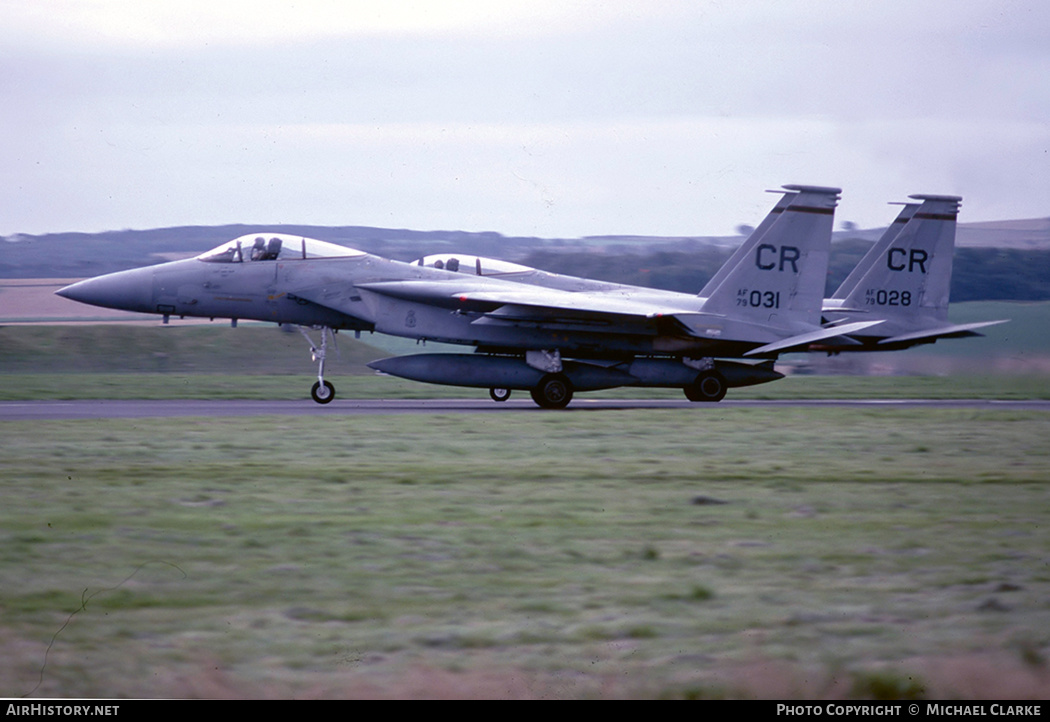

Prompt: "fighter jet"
[57,184,878,407]
[816,194,1008,351]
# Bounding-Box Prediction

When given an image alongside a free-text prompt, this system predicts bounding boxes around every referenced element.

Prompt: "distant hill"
[825,217,1050,249]
[955,217,1050,249]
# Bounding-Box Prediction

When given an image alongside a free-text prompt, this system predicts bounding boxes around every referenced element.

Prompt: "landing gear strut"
[299,326,336,404]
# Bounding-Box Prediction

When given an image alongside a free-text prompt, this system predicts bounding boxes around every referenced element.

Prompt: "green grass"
[0,372,1047,401]
[2,321,1049,697]
[3,408,1050,698]
[0,324,383,374]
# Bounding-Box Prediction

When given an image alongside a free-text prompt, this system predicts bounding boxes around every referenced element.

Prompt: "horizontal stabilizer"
[821,302,869,314]
[744,320,885,356]
[876,319,1009,346]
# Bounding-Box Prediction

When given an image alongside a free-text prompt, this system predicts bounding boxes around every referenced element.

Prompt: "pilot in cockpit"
[247,236,283,261]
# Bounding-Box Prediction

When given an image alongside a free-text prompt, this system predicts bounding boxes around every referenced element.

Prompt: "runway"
[2,398,1049,420]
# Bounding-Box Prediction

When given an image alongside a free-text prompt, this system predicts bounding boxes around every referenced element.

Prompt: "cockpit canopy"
[197,234,365,263]
[413,254,532,276]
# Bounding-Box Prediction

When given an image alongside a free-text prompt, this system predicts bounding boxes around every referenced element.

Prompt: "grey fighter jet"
[57,185,878,407]
[817,194,1007,351]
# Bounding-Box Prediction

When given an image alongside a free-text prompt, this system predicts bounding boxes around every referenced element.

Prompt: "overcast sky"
[2,0,1048,239]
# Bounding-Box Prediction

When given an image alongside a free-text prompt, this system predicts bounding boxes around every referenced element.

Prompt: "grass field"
[3,406,1050,698]
[2,320,1049,698]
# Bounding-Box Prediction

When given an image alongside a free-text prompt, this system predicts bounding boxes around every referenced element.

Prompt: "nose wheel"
[311,380,335,404]
[299,326,337,404]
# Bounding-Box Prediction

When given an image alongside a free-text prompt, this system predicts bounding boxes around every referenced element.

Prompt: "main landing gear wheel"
[530,374,574,409]
[311,380,335,404]
[684,370,727,403]
[489,388,511,402]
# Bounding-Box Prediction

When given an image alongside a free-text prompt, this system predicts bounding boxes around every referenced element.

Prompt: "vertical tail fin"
[830,201,920,300]
[835,194,961,323]
[701,184,840,329]
[699,191,796,297]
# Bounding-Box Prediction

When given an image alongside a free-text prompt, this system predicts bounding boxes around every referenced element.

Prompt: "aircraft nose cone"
[56,267,155,313]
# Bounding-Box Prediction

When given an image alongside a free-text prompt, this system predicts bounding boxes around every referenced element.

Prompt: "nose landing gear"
[299,326,337,404]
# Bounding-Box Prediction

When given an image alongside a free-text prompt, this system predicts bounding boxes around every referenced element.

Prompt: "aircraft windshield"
[414,254,531,275]
[197,234,365,263]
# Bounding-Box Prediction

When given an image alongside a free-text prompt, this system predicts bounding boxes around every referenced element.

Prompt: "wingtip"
[781,184,843,195]
[908,193,962,203]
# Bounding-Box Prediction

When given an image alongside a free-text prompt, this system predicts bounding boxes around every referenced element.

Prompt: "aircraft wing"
[876,319,1009,346]
[354,280,688,319]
